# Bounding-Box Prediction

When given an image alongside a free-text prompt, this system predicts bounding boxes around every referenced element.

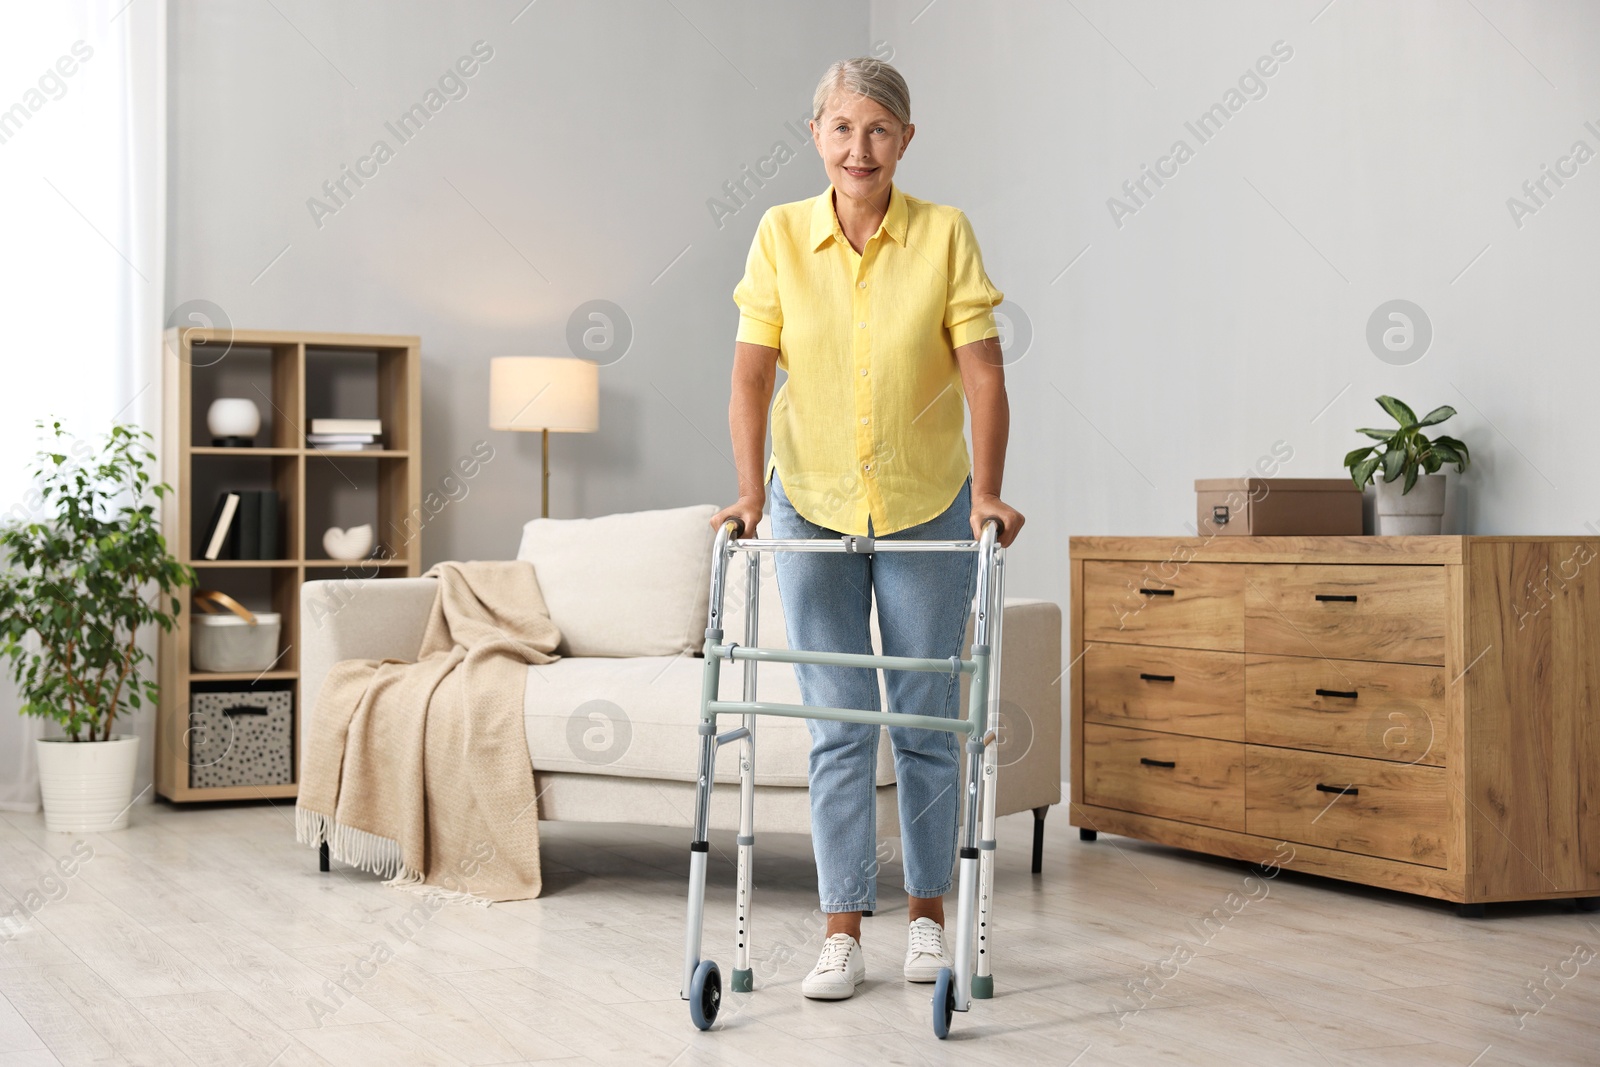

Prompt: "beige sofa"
[299,504,1061,872]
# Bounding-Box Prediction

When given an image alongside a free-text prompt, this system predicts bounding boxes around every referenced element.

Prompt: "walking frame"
[680,515,1007,1039]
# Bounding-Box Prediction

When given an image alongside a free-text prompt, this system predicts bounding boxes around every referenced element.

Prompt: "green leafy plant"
[0,421,195,741]
[1344,395,1471,495]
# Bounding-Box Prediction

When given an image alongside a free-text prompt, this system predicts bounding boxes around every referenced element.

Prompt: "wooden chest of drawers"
[1069,536,1600,910]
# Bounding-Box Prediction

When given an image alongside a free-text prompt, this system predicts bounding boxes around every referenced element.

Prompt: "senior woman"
[711,57,1024,1002]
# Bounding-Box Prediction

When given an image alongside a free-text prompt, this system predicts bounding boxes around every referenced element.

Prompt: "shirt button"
[857,322,866,329]
[860,368,868,376]
[859,281,867,288]
[860,417,869,424]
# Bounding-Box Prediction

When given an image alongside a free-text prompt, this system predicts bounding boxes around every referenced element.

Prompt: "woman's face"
[811,91,913,205]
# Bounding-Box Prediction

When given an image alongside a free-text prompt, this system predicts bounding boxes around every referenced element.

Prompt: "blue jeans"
[767,469,978,913]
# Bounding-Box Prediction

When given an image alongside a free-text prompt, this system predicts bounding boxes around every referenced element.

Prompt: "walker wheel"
[932,967,955,1039]
[689,959,721,1030]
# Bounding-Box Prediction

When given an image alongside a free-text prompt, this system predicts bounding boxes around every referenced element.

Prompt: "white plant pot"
[35,735,140,833]
[1375,473,1446,535]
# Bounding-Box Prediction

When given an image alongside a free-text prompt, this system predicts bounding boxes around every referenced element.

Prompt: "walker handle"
[723,517,745,538]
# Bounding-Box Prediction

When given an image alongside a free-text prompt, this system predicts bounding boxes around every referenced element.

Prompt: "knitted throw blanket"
[295,560,561,902]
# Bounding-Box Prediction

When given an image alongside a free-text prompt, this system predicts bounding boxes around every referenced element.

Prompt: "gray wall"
[877,0,1600,541]
[172,1,1600,781]
[170,0,865,563]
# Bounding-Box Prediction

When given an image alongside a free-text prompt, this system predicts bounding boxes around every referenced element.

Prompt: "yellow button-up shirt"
[732,181,1004,537]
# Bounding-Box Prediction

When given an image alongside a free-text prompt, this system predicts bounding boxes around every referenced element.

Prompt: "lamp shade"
[489,356,599,432]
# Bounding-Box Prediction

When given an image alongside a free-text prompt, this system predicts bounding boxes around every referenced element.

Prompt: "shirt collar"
[809,180,908,252]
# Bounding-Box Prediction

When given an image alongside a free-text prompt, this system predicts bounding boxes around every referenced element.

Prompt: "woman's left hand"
[970,492,1024,547]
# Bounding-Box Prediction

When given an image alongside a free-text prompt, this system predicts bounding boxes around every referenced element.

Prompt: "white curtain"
[0,0,167,810]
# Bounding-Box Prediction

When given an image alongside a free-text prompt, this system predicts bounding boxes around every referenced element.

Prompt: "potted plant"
[1343,396,1471,535]
[0,421,194,831]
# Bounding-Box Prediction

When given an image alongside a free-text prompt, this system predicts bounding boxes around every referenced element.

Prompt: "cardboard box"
[1195,478,1362,536]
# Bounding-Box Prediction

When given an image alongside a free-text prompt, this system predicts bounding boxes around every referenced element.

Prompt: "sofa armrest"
[298,578,437,766]
[961,597,1063,818]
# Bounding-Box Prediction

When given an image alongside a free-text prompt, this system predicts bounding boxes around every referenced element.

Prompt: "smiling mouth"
[845,166,877,177]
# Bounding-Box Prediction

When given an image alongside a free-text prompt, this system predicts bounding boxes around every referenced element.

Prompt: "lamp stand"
[541,428,550,518]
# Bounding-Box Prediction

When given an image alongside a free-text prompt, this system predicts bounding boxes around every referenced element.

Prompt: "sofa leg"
[1031,806,1049,875]
[319,842,329,873]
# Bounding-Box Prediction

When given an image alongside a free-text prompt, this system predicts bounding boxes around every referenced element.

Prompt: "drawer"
[1243,564,1447,664]
[1245,654,1445,766]
[1245,746,1447,867]
[1082,723,1244,831]
[1084,645,1244,741]
[1082,561,1243,652]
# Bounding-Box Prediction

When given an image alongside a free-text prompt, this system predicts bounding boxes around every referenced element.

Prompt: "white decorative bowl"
[206,398,262,443]
[323,524,374,561]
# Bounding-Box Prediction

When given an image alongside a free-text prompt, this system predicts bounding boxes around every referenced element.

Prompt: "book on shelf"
[309,418,383,436]
[306,431,384,451]
[305,432,380,444]
[258,489,279,559]
[202,492,240,561]
[234,491,261,560]
[201,490,280,560]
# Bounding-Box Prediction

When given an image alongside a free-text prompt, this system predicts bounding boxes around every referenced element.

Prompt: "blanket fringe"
[385,868,494,908]
[297,804,489,903]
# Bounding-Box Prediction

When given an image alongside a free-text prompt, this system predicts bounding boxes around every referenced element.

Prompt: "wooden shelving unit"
[156,329,421,803]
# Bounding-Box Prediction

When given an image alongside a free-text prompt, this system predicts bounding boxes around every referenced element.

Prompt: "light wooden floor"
[0,802,1596,1066]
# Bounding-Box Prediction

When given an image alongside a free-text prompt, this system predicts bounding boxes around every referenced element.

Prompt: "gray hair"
[812,57,911,128]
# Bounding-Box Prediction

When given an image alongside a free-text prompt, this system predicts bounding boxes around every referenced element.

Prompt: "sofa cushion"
[516,503,716,657]
[520,511,923,788]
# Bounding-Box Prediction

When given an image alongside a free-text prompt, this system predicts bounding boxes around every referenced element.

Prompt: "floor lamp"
[489,356,600,518]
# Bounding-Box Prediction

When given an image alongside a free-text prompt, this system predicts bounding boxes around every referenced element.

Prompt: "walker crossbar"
[682,514,1007,1039]
[705,699,982,737]
[705,642,980,678]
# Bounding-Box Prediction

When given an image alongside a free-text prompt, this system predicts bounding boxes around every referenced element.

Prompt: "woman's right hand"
[710,495,764,538]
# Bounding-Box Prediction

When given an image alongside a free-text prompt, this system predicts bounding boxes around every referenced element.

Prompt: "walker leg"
[950,688,988,1013]
[731,552,760,995]
[684,542,728,1002]
[970,845,995,1000]
[972,742,1000,999]
[681,729,716,1000]
[971,546,1005,999]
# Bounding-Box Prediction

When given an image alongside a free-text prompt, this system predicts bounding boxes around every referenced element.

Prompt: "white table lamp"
[489,356,600,517]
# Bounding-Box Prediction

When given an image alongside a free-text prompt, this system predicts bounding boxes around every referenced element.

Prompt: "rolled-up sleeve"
[733,209,783,349]
[944,210,1005,349]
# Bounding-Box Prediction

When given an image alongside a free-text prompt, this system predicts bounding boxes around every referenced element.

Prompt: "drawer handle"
[1314,688,1358,700]
[221,705,271,716]
[1139,673,1176,683]
[1139,757,1176,769]
[1138,588,1175,597]
[1314,593,1359,603]
[1315,783,1359,796]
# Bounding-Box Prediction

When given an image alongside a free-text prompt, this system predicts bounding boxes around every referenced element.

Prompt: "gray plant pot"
[1375,473,1446,535]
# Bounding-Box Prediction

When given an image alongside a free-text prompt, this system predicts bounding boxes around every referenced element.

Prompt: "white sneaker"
[904,917,950,983]
[801,933,866,1000]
